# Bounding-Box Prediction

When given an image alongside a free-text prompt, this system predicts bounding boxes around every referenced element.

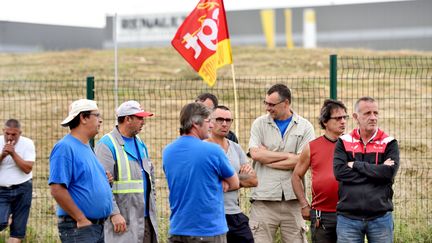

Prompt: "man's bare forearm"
[250,149,291,164]
[11,152,33,174]
[266,153,300,170]
[239,173,258,188]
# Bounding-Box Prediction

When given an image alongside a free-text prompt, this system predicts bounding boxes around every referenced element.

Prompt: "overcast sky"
[0,0,405,28]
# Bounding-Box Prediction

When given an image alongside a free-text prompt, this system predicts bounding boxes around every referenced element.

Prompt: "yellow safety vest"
[107,134,144,194]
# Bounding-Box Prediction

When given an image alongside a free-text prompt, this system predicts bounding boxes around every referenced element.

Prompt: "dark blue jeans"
[0,179,32,238]
[58,217,104,243]
[336,212,394,243]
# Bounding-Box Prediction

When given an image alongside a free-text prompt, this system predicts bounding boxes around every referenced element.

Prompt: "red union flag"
[171,0,232,87]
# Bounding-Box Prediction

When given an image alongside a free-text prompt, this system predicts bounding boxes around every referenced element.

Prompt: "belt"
[0,180,31,190]
[0,184,20,190]
[58,215,107,225]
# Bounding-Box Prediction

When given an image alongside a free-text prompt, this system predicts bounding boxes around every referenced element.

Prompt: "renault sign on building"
[114,13,186,45]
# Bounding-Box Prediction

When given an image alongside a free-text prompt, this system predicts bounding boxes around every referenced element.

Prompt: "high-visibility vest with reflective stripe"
[107,134,144,194]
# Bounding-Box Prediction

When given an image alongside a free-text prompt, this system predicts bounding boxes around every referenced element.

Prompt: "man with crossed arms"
[207,105,257,243]
[249,84,315,243]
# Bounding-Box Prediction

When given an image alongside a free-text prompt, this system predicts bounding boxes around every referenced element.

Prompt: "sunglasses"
[329,115,349,121]
[213,117,234,124]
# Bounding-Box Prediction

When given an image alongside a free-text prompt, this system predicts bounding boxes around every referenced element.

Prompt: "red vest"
[310,136,339,212]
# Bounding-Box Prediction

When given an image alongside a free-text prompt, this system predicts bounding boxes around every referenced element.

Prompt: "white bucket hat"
[61,99,98,126]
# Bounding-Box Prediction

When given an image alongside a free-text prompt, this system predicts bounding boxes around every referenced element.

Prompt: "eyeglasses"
[329,115,349,121]
[89,113,101,118]
[263,99,286,107]
[213,117,234,125]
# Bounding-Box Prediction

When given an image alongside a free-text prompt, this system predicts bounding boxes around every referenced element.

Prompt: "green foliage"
[395,221,432,243]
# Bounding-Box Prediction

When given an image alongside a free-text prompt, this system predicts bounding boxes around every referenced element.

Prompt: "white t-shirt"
[224,140,248,214]
[0,135,35,187]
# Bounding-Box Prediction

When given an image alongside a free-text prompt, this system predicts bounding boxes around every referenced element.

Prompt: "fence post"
[330,54,337,100]
[87,76,95,148]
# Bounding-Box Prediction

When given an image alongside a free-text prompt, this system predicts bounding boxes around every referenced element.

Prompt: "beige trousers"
[249,200,308,243]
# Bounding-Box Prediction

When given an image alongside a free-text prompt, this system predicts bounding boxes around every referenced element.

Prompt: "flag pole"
[220,0,239,141]
[113,13,119,112]
[230,64,239,140]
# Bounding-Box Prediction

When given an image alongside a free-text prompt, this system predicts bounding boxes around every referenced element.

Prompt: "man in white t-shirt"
[0,119,35,243]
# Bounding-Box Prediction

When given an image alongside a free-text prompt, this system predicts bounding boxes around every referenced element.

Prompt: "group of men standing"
[162,84,399,243]
[0,83,399,243]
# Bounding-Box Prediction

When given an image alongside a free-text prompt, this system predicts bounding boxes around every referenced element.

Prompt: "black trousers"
[226,213,254,243]
[310,210,337,243]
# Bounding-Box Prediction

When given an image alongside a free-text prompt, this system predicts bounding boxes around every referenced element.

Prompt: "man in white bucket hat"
[49,99,113,243]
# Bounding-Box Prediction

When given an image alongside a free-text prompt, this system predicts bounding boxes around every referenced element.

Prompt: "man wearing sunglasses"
[248,84,315,243]
[292,99,348,243]
[207,105,258,243]
[195,93,239,143]
[333,97,399,243]
[95,100,158,243]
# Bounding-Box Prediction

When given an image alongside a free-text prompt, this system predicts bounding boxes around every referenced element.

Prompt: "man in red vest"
[292,99,348,243]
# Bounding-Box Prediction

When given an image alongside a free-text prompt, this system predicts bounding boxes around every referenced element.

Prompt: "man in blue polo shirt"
[163,102,239,243]
[49,99,113,243]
